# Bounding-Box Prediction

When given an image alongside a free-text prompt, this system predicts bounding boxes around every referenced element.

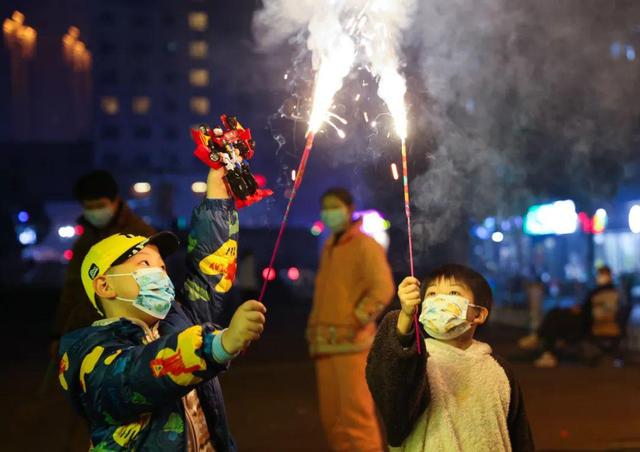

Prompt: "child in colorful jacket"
[366,264,534,451]
[58,167,266,451]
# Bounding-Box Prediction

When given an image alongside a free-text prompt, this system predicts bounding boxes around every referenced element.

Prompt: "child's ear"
[94,275,117,299]
[472,307,489,326]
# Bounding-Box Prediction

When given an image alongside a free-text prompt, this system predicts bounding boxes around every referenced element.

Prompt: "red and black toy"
[191,114,272,209]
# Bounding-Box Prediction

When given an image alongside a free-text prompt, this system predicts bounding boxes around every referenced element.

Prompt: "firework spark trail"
[258,2,356,301]
[363,0,420,351]
[259,132,315,301]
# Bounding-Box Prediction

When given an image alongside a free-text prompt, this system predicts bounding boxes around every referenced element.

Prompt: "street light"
[3,11,37,59]
[62,26,91,72]
[4,11,37,140]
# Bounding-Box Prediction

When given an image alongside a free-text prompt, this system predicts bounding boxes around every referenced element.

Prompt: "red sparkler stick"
[259,132,316,302]
[401,138,421,354]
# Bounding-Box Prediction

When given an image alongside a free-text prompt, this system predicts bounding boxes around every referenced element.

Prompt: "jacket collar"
[330,218,363,247]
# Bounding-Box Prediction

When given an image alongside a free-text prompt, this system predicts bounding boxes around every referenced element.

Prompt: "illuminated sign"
[524,200,578,236]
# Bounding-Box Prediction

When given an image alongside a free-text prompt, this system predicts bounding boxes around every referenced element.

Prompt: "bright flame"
[306,9,356,133]
[362,0,414,139]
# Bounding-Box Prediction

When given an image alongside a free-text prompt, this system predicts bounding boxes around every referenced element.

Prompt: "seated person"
[519,266,619,368]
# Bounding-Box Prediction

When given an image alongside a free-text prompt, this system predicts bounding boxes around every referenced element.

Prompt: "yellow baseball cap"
[80,232,180,315]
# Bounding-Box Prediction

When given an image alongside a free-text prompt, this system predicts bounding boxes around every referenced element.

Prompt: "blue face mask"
[107,268,175,320]
[321,208,350,233]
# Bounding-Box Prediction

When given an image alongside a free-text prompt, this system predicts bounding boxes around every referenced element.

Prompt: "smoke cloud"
[254,0,640,247]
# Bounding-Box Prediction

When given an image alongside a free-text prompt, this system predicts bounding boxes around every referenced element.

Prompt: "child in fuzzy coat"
[366,264,535,451]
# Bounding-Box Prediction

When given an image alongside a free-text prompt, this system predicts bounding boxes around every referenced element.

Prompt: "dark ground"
[1,287,640,451]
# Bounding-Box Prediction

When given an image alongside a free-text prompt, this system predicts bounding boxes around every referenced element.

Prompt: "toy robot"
[191,115,272,209]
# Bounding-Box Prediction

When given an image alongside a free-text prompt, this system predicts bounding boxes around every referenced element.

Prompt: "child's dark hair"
[421,263,493,313]
[320,187,354,207]
[73,170,119,202]
[596,265,612,276]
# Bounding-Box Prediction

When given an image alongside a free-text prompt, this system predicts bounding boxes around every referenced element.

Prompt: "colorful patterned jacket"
[58,199,240,451]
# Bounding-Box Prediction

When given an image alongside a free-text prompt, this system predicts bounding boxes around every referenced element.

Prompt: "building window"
[99,69,118,84]
[134,125,152,139]
[101,125,120,140]
[190,97,209,115]
[188,12,208,31]
[165,41,179,55]
[132,70,150,85]
[189,69,209,87]
[165,126,179,141]
[100,97,119,115]
[132,96,151,114]
[162,13,176,27]
[189,41,208,59]
[164,72,179,85]
[165,98,178,113]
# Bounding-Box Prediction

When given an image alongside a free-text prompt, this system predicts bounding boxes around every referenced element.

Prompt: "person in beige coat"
[307,187,394,451]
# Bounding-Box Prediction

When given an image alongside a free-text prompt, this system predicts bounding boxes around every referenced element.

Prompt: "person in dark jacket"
[58,166,266,451]
[51,170,155,353]
[366,264,534,451]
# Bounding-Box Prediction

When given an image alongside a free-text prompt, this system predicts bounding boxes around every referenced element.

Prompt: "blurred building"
[90,0,217,173]
[0,2,91,142]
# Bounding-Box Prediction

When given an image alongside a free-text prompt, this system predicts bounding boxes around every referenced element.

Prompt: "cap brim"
[112,231,180,266]
[145,231,181,258]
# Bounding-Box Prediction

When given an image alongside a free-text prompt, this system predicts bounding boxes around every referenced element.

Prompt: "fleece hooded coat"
[366,311,535,452]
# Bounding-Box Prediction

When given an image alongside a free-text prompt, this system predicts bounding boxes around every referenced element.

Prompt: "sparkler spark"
[391,163,399,180]
[307,10,356,133]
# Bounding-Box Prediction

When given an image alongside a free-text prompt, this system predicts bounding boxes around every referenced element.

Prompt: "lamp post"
[3,11,37,140]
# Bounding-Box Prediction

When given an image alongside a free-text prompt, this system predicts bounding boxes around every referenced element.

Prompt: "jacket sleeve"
[354,238,395,324]
[79,324,227,424]
[494,356,535,452]
[365,310,428,447]
[181,199,238,324]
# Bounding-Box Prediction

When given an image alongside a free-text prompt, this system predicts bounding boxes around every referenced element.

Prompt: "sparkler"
[259,9,356,302]
[364,0,421,352]
[257,2,419,353]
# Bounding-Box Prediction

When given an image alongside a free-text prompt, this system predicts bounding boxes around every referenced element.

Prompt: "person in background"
[520,265,621,368]
[50,170,155,355]
[306,187,395,451]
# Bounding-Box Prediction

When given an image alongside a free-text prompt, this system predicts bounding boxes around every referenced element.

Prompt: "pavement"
[1,287,640,451]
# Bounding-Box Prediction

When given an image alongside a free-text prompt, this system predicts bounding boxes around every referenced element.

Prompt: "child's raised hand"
[398,277,421,317]
[222,300,266,354]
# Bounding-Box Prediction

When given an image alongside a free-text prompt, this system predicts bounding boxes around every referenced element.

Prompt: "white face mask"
[84,206,115,228]
[419,294,482,340]
[107,268,175,320]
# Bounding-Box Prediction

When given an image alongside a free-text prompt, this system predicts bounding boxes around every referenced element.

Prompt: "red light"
[310,220,325,236]
[254,174,267,188]
[287,267,300,281]
[63,249,73,261]
[262,267,276,281]
[74,224,85,236]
